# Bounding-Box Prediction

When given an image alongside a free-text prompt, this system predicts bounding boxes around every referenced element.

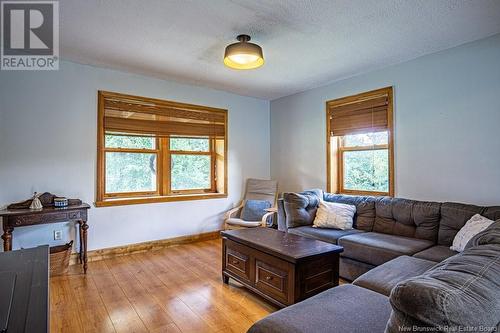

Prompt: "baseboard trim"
[70,230,221,265]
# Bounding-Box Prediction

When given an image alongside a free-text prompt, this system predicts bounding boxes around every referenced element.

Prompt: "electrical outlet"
[53,230,62,240]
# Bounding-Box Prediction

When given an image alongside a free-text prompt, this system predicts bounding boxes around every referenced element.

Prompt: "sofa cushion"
[323,194,377,231]
[413,245,458,262]
[288,225,364,244]
[338,232,434,266]
[373,198,441,242]
[353,256,436,296]
[483,206,500,222]
[465,220,500,249]
[387,244,500,332]
[438,202,484,246]
[438,203,500,246]
[340,257,375,282]
[283,189,322,228]
[247,285,392,333]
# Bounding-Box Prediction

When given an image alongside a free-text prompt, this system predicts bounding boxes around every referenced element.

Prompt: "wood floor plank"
[50,239,277,333]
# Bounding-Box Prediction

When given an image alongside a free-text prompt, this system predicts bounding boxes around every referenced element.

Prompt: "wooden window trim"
[96,91,228,207]
[326,87,394,197]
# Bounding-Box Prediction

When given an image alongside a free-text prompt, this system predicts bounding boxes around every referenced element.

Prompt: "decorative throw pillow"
[240,200,272,221]
[313,201,356,230]
[450,214,495,252]
[283,189,323,228]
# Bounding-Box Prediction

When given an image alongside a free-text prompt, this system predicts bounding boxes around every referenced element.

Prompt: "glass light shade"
[224,35,264,70]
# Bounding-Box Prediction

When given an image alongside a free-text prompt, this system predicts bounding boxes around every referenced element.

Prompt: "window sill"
[95,192,228,207]
[339,190,392,197]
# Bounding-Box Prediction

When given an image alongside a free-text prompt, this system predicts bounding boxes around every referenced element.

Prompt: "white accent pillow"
[450,214,495,252]
[313,201,356,230]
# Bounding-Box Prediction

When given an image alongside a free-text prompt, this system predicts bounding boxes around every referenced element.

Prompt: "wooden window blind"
[96,91,228,207]
[326,87,394,196]
[328,91,390,136]
[102,92,226,138]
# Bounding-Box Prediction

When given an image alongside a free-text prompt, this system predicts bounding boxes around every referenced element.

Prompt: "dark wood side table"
[0,204,91,273]
[221,228,343,308]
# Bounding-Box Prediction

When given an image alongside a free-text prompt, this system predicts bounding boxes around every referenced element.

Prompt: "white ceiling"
[60,0,500,100]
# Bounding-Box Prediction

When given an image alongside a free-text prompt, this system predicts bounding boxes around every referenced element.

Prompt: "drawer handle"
[265,276,273,281]
[231,259,239,265]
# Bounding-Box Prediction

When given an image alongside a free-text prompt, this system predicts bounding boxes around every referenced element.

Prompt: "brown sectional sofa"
[277,190,500,280]
[248,191,500,333]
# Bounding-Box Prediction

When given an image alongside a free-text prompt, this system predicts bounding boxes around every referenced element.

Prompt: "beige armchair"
[224,179,279,230]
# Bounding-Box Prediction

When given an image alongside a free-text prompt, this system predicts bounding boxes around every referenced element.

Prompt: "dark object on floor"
[0,246,49,333]
[7,192,82,209]
[221,228,343,308]
[50,241,73,277]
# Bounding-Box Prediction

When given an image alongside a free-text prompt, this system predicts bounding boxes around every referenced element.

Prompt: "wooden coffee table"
[221,228,343,308]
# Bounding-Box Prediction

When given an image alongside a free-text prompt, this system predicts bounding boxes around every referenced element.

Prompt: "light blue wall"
[270,34,500,206]
[0,60,270,251]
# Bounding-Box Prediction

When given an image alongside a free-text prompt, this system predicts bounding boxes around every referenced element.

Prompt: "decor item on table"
[7,192,82,209]
[49,241,73,277]
[450,214,495,252]
[54,197,69,207]
[29,192,43,210]
[313,201,356,230]
[224,34,264,70]
[240,199,272,221]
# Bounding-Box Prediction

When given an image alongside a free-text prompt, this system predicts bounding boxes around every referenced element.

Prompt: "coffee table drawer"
[255,256,291,304]
[224,240,252,282]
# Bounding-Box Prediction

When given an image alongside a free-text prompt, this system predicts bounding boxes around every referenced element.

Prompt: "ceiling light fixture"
[224,34,264,70]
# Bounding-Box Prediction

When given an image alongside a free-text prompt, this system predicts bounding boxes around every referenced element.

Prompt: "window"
[96,91,227,206]
[326,87,394,196]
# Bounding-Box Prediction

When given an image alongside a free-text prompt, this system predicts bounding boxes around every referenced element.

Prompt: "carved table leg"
[78,221,83,264]
[2,225,13,251]
[80,220,89,274]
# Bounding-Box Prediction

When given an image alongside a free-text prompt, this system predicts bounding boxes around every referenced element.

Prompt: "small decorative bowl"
[54,197,68,207]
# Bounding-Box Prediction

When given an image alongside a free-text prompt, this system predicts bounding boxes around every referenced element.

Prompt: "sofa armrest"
[277,199,288,231]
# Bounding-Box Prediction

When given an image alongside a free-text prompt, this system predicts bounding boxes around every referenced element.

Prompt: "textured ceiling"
[59,0,500,100]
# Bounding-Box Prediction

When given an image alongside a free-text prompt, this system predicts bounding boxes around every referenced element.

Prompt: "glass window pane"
[343,131,388,147]
[170,137,209,152]
[105,135,155,149]
[343,149,389,192]
[105,152,157,193]
[171,155,211,190]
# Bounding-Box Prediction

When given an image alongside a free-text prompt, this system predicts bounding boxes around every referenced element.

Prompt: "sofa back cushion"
[373,198,441,242]
[323,194,376,231]
[283,189,322,228]
[438,203,500,246]
[387,243,500,332]
[465,220,500,249]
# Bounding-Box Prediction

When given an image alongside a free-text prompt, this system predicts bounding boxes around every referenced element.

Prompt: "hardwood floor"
[50,239,277,333]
